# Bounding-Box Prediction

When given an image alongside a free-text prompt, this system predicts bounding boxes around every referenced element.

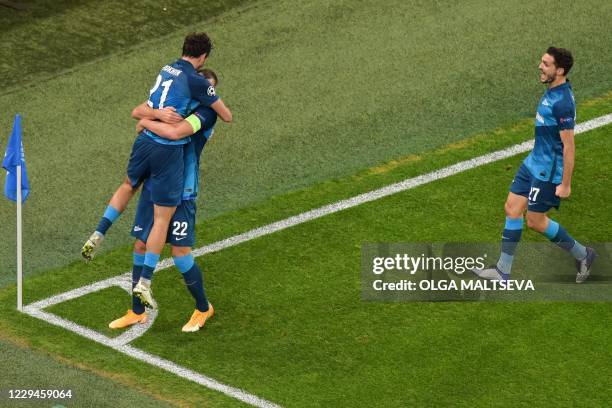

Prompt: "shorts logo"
[133,226,143,232]
[207,86,216,97]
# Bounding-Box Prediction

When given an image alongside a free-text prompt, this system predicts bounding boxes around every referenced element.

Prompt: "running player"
[474,47,596,282]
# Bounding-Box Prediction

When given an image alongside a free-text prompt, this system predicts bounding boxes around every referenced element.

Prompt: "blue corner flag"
[2,114,30,203]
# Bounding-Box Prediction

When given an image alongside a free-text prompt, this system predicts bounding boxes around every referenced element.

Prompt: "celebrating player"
[474,47,596,282]
[81,33,231,297]
[109,69,220,332]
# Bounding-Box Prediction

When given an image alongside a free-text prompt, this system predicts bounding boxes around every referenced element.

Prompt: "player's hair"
[182,32,213,58]
[546,46,573,76]
[198,68,219,86]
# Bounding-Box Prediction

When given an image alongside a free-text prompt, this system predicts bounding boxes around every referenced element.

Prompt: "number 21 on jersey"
[148,74,174,109]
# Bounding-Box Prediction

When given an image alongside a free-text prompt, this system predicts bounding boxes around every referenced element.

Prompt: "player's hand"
[155,107,183,124]
[555,184,571,198]
[135,120,145,133]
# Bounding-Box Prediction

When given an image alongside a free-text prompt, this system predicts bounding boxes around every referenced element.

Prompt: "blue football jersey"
[144,59,219,146]
[181,106,218,201]
[524,81,576,184]
[143,106,218,199]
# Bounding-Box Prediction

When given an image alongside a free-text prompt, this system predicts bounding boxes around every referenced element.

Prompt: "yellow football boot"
[181,304,214,333]
[108,309,147,329]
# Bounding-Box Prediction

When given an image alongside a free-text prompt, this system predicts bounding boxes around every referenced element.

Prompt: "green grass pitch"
[0,0,611,406]
[1,0,611,278]
[3,95,612,406]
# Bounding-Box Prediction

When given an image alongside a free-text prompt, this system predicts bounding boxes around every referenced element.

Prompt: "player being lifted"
[81,33,231,300]
[474,47,596,282]
[109,69,220,331]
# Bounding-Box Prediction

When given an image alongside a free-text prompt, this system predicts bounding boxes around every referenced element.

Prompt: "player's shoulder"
[187,72,215,93]
[553,82,575,105]
[553,92,575,116]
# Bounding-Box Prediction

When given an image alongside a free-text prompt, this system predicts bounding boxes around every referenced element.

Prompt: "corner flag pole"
[2,113,28,312]
[16,163,23,312]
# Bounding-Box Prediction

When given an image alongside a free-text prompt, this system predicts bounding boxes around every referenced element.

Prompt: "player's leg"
[166,200,212,332]
[132,204,175,309]
[99,177,138,231]
[82,134,151,261]
[109,240,148,329]
[133,142,184,308]
[526,210,596,282]
[172,246,213,332]
[82,178,138,258]
[525,174,595,282]
[109,188,154,328]
[495,192,527,277]
[474,165,529,280]
[131,240,147,315]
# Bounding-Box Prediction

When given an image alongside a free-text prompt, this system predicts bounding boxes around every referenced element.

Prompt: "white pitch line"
[26,273,130,310]
[22,307,281,408]
[23,113,612,407]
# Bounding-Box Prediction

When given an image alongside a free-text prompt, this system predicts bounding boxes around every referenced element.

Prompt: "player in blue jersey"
[108,69,219,332]
[81,33,231,299]
[474,47,596,283]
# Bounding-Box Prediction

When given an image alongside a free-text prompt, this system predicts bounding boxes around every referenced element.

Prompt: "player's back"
[144,59,200,145]
[181,106,218,201]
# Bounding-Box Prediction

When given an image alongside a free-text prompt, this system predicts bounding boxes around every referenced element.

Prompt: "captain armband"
[185,114,202,133]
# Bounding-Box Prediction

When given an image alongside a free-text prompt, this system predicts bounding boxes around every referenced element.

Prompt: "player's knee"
[504,201,521,218]
[171,246,191,257]
[133,239,146,253]
[122,177,135,191]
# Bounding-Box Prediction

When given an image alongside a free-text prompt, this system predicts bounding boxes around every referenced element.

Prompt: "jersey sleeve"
[186,74,220,107]
[185,106,218,134]
[553,98,576,130]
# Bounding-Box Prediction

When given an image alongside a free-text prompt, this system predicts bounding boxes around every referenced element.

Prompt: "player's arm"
[210,99,232,123]
[131,102,183,123]
[557,129,575,198]
[554,100,576,198]
[136,114,202,140]
[188,75,233,123]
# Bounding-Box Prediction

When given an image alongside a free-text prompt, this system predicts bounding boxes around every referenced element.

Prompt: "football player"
[474,47,596,282]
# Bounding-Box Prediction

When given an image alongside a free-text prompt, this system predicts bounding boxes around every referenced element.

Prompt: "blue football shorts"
[510,163,560,213]
[126,133,184,207]
[131,185,197,247]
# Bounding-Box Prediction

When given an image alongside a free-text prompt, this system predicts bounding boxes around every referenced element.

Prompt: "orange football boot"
[181,304,214,333]
[108,309,147,329]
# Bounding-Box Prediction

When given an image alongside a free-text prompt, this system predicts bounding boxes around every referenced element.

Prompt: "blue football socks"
[174,254,209,312]
[96,205,121,235]
[131,252,145,314]
[140,252,160,282]
[543,219,587,260]
[496,217,523,275]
